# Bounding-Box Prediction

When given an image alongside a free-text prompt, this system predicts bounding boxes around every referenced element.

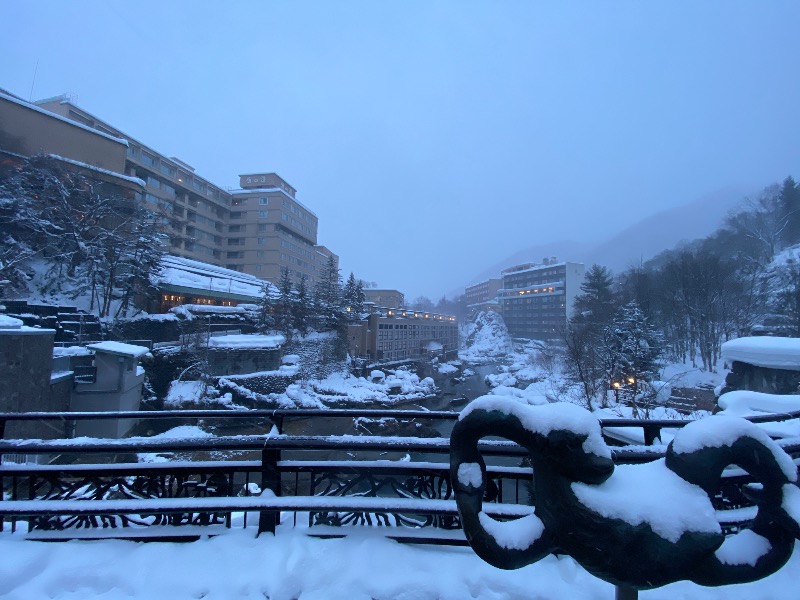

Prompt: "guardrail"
[0,408,798,542]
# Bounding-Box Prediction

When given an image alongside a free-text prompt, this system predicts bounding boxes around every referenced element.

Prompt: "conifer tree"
[292,275,311,333]
[256,281,275,333]
[276,267,294,340]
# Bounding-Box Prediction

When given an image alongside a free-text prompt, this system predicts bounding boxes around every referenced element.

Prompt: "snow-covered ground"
[0,528,797,599]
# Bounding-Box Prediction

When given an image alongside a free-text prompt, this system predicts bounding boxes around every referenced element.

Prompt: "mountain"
[457,186,749,293]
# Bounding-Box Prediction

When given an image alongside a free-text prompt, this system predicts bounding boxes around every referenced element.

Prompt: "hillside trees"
[0,154,165,316]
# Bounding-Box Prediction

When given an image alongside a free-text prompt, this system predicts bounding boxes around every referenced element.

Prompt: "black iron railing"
[0,408,798,542]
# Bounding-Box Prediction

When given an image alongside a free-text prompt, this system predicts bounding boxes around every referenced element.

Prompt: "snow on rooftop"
[155,255,276,299]
[87,341,150,358]
[722,337,800,371]
[48,154,145,187]
[207,334,285,349]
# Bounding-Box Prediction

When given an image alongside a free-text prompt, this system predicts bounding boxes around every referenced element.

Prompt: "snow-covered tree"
[342,272,365,321]
[292,275,311,333]
[275,267,294,340]
[256,281,275,334]
[603,301,663,418]
[313,255,344,331]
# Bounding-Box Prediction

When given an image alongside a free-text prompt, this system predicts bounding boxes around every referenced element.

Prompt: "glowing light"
[612,382,621,389]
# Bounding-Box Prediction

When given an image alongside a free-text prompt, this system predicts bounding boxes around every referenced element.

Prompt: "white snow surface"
[783,484,800,526]
[457,462,483,488]
[52,346,92,357]
[164,381,206,407]
[2,529,800,599]
[0,315,23,328]
[460,310,513,364]
[572,459,720,543]
[87,341,150,358]
[671,416,798,481]
[715,530,772,566]
[460,397,610,458]
[207,334,285,349]
[716,391,800,439]
[478,511,546,550]
[722,336,800,371]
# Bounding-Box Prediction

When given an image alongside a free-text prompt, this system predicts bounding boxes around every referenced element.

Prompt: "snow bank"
[460,310,513,364]
[164,381,206,407]
[1,528,799,599]
[0,315,23,328]
[722,337,800,371]
[207,334,285,349]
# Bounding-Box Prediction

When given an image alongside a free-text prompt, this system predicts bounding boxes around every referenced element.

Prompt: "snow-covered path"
[0,529,797,599]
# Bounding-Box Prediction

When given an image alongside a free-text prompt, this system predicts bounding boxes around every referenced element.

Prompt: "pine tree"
[603,301,663,418]
[292,275,311,333]
[313,255,344,330]
[778,176,800,248]
[342,272,365,321]
[276,267,294,340]
[256,281,275,333]
[572,264,616,326]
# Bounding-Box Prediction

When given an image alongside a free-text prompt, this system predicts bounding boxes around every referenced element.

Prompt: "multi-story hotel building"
[5,92,336,287]
[347,309,458,363]
[499,259,584,340]
[465,278,502,312]
[363,289,405,309]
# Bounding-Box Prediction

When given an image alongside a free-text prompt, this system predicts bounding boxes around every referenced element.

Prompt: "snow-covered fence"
[0,408,798,547]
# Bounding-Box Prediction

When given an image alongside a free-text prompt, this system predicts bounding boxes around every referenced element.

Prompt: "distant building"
[347,310,458,362]
[499,258,584,340]
[363,289,405,309]
[152,255,277,312]
[0,89,337,288]
[465,278,502,312]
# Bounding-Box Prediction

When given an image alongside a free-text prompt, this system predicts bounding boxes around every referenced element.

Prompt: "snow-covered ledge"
[719,337,800,397]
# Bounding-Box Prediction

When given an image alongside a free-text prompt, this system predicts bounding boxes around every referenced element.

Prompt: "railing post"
[258,444,281,535]
[615,585,638,600]
[643,425,661,446]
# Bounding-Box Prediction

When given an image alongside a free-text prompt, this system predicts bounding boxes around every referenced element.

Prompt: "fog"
[2,1,799,299]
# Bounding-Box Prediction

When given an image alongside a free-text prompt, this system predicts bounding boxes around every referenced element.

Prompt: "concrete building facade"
[465,278,502,312]
[0,90,336,288]
[499,259,584,340]
[363,289,405,309]
[347,311,458,363]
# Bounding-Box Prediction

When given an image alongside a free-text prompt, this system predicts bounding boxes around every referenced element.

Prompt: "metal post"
[258,446,281,535]
[615,585,638,600]
[643,425,661,446]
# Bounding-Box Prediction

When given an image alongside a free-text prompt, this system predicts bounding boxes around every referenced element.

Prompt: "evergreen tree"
[256,281,275,333]
[572,264,616,327]
[292,275,311,333]
[276,267,294,340]
[603,301,663,418]
[778,176,800,248]
[342,272,365,321]
[313,255,344,330]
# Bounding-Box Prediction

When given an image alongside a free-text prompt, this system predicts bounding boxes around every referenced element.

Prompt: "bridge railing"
[0,408,798,541]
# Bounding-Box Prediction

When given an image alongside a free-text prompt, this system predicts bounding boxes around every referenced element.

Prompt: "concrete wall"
[207,348,282,376]
[72,352,144,438]
[0,95,127,173]
[0,328,66,439]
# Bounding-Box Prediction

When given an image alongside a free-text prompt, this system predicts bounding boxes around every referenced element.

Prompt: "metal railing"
[0,408,798,541]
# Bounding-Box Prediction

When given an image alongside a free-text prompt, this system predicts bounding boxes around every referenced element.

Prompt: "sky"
[1,1,799,300]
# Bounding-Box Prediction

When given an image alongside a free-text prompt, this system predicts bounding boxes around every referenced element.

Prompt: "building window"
[141,151,157,167]
[258,223,267,232]
[258,237,266,245]
[160,162,176,177]
[257,250,265,258]
[229,225,242,232]
[255,264,262,272]
[259,210,268,218]
[259,197,268,205]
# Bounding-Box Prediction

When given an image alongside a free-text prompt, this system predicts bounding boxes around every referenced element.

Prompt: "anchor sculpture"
[450,396,800,590]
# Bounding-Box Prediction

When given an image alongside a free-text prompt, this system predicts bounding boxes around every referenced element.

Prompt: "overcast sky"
[2,1,799,300]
